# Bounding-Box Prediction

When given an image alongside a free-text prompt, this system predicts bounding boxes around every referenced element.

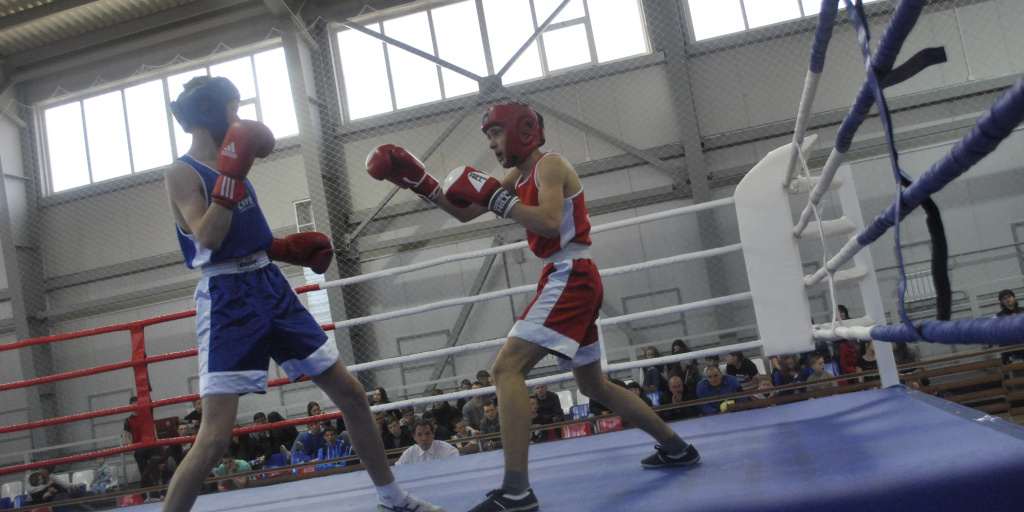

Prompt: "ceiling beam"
[0,0,102,31]
[8,0,259,69]
[13,2,269,83]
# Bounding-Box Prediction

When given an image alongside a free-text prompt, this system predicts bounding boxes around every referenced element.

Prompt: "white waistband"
[201,252,270,277]
[543,243,592,264]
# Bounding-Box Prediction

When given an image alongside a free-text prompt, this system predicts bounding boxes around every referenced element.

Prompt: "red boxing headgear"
[481,102,545,168]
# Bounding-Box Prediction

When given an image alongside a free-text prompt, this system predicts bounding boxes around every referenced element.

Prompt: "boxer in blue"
[162,76,443,512]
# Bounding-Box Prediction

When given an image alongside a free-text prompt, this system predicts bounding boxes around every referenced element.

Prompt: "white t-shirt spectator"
[395,440,459,465]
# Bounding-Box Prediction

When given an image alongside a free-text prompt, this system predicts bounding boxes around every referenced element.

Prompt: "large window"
[336,0,649,120]
[42,47,298,194]
[687,0,881,41]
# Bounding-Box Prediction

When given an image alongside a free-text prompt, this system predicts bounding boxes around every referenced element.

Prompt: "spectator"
[183,398,203,432]
[455,379,473,413]
[382,416,414,454]
[90,457,112,495]
[626,381,654,407]
[373,387,402,421]
[477,370,498,405]
[750,376,777,401]
[373,410,390,436]
[892,342,928,389]
[298,420,326,462]
[528,397,554,443]
[641,346,668,394]
[659,375,696,421]
[123,396,158,476]
[265,411,298,463]
[997,289,1023,363]
[316,425,353,469]
[673,356,701,404]
[725,351,761,392]
[462,382,487,430]
[531,384,563,423]
[307,401,333,430]
[429,388,456,431]
[399,406,418,428]
[422,410,453,440]
[856,340,880,383]
[214,452,254,492]
[773,354,806,395]
[665,339,689,379]
[803,354,838,392]
[248,412,270,464]
[449,416,479,455]
[396,419,459,465]
[832,305,858,382]
[27,470,85,507]
[478,401,501,451]
[24,466,53,499]
[139,455,172,502]
[705,355,720,369]
[227,422,257,462]
[696,365,745,415]
[998,289,1022,317]
[166,423,192,466]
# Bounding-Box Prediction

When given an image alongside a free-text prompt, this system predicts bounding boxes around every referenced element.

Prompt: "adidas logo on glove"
[221,142,237,160]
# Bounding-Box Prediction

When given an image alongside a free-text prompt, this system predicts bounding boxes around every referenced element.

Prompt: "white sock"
[377,481,405,506]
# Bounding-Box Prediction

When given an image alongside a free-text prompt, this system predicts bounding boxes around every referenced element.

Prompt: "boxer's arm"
[435,168,521,222]
[432,188,489,222]
[165,162,233,251]
[506,156,569,238]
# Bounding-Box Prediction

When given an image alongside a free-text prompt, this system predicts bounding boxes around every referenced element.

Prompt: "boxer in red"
[367,102,700,512]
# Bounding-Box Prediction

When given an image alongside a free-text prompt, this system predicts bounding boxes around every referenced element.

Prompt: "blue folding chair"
[12,496,28,508]
[266,453,287,468]
[646,392,661,406]
[569,404,590,420]
[0,497,12,510]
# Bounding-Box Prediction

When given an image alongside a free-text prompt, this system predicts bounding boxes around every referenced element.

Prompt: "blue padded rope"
[834,0,928,154]
[871,314,1024,345]
[844,0,921,337]
[809,0,841,73]
[857,77,1024,246]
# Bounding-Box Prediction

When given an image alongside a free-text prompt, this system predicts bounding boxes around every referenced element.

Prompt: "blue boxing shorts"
[195,252,338,396]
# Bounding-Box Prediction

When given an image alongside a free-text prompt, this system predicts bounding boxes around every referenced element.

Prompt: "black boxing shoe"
[640,443,700,468]
[466,488,539,512]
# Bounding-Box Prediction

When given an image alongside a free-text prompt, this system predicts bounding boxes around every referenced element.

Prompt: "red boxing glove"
[365,144,440,202]
[266,232,334,274]
[442,166,519,218]
[211,121,275,210]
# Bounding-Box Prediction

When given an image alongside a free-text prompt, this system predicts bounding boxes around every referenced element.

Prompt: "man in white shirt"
[396,420,459,466]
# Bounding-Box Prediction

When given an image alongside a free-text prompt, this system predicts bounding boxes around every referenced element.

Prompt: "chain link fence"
[1,0,1022,472]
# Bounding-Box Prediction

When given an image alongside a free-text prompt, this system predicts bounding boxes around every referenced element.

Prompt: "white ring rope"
[347,291,753,376]
[598,292,752,327]
[332,198,748,415]
[795,138,844,334]
[784,71,823,186]
[329,244,745,330]
[793,147,846,236]
[368,340,765,415]
[319,198,737,291]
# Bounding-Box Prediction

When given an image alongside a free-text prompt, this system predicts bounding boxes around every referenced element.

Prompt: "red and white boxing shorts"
[508,244,604,370]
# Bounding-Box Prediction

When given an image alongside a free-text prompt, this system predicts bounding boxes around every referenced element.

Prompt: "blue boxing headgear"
[169,76,240,140]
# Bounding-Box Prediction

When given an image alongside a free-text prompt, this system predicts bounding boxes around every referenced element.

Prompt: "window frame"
[35,39,293,198]
[681,0,890,47]
[332,0,651,122]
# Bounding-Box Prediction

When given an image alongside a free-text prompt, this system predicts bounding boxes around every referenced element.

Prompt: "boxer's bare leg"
[163,394,238,512]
